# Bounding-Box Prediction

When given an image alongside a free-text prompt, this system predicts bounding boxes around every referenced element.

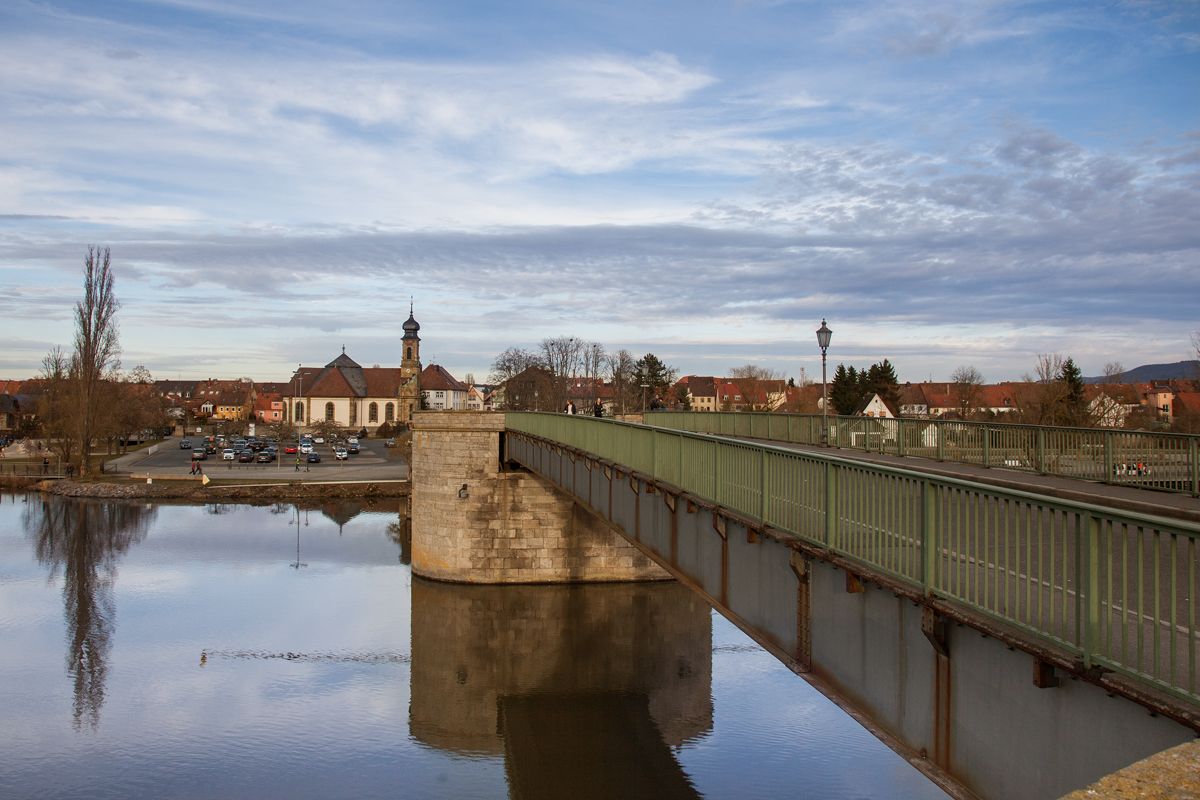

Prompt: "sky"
[1,0,1198,385]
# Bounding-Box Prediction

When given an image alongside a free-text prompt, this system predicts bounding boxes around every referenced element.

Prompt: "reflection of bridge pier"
[409,578,712,796]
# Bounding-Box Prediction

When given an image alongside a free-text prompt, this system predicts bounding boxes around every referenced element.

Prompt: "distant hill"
[1085,361,1200,384]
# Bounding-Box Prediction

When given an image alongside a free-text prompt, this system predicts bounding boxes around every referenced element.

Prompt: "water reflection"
[410,578,713,798]
[24,496,155,730]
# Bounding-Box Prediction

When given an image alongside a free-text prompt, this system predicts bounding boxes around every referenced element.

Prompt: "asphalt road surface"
[106,436,408,481]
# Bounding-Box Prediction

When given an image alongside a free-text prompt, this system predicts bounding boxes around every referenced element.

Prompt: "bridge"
[410,411,1200,799]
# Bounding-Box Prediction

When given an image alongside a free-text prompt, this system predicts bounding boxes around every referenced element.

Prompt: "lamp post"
[641,383,650,414]
[816,319,832,445]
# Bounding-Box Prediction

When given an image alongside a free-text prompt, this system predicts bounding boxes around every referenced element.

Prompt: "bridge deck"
[749,437,1200,524]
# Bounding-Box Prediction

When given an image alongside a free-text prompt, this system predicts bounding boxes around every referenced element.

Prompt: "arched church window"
[385,403,394,422]
[350,402,358,425]
[369,402,378,423]
[325,402,335,421]
[406,346,412,361]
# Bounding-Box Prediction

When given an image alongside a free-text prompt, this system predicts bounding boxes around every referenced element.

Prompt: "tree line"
[489,339,679,414]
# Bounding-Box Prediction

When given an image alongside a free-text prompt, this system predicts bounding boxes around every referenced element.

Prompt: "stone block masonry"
[410,411,668,584]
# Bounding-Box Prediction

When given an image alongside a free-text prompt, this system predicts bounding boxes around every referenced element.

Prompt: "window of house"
[325,402,335,421]
[369,402,378,423]
[385,403,394,422]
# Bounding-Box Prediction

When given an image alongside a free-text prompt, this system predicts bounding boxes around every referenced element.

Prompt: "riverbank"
[0,475,409,501]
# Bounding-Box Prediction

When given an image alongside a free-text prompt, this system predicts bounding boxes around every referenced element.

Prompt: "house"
[253,391,284,423]
[1085,384,1141,427]
[499,366,556,411]
[854,393,897,419]
[420,364,471,410]
[674,376,720,412]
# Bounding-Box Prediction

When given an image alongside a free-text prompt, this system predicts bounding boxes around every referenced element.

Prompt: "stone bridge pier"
[410,411,668,583]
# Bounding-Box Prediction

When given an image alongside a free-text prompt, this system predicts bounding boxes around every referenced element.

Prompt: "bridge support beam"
[410,412,668,584]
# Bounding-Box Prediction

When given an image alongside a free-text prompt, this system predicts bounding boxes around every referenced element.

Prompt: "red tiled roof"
[420,364,468,393]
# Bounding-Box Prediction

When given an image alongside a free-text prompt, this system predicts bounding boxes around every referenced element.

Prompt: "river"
[0,493,946,799]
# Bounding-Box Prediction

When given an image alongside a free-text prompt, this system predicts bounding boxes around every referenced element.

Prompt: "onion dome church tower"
[398,303,422,424]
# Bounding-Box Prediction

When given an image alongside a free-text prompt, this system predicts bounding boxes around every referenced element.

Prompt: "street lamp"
[816,319,832,445]
[641,383,650,414]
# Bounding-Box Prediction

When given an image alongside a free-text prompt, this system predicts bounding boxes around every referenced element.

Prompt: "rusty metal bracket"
[789,551,810,582]
[603,466,612,481]
[646,483,658,495]
[747,528,760,544]
[845,571,865,594]
[1033,658,1060,689]
[663,492,677,513]
[686,499,698,513]
[922,608,949,658]
[628,476,640,495]
[711,511,728,540]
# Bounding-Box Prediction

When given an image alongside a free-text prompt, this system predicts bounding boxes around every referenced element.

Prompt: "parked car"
[313,435,325,444]
[256,450,274,463]
[179,439,193,449]
[222,449,236,461]
[191,449,207,461]
[284,444,298,454]
[334,448,348,460]
[300,443,313,454]
[384,438,395,448]
[306,452,321,463]
[347,437,359,445]
[237,450,254,463]
[346,443,359,454]
[204,443,217,454]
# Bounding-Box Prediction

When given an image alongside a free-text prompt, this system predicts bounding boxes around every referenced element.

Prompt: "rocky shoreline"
[1,476,409,502]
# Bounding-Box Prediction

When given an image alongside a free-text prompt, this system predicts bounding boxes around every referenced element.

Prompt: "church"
[284,306,422,431]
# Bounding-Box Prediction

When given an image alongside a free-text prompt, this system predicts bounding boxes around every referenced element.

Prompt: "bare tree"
[607,349,637,416]
[1102,362,1125,382]
[580,342,607,404]
[728,364,785,411]
[1015,353,1070,426]
[951,365,985,419]
[488,347,543,385]
[540,336,584,411]
[37,346,77,467]
[72,247,121,475]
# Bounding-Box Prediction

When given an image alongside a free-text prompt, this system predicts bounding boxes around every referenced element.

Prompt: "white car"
[300,443,313,454]
[334,448,348,460]
[222,449,236,461]
[347,437,359,445]
[313,435,325,444]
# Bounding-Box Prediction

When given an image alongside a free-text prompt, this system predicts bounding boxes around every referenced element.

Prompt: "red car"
[284,444,298,454]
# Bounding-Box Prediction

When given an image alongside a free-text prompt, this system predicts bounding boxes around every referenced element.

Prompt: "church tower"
[398,303,422,424]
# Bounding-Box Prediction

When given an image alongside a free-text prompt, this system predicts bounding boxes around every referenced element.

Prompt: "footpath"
[751,438,1200,524]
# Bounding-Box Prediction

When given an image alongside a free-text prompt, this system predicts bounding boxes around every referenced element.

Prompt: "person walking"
[295,456,301,472]
[593,401,603,417]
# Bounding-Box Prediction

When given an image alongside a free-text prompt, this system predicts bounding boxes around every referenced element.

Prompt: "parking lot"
[107,434,408,481]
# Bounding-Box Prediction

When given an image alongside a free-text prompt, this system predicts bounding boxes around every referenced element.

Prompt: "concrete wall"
[410,411,668,583]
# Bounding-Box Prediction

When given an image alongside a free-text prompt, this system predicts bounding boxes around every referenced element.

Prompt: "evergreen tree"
[1060,357,1087,426]
[829,364,861,415]
[863,359,901,408]
[632,353,678,407]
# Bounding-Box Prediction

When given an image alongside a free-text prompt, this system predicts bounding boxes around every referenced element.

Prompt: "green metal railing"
[506,412,1200,707]
[642,412,1200,497]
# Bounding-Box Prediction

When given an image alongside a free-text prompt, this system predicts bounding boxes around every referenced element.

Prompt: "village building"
[420,364,471,410]
[284,306,423,431]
